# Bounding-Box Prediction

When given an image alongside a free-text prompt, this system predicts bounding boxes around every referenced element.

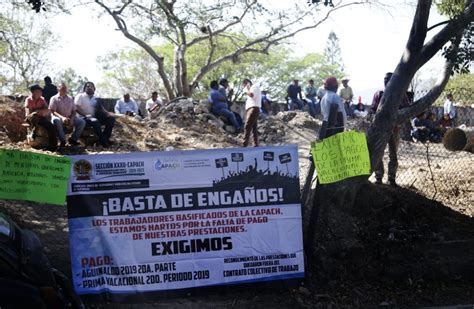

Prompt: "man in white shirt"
[443,93,456,126]
[338,78,354,117]
[115,93,139,116]
[146,91,162,114]
[320,77,347,128]
[242,78,261,147]
[75,81,115,147]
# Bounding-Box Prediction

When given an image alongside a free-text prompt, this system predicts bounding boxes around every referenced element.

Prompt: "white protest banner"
[66,146,304,301]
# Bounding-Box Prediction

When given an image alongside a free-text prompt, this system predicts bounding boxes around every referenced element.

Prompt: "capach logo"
[73,159,93,181]
[154,157,181,171]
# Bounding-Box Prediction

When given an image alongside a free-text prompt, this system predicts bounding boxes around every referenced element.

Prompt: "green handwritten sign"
[0,149,71,205]
[311,131,371,184]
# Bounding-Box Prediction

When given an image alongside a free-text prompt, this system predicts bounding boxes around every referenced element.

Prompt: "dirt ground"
[1,97,473,307]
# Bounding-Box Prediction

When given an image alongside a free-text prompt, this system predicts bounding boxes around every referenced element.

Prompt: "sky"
[43,0,446,102]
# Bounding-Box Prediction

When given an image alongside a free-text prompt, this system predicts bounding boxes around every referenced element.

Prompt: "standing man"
[338,77,354,117]
[286,79,304,111]
[320,77,347,128]
[75,82,115,147]
[24,84,57,151]
[304,79,318,117]
[146,91,162,113]
[242,78,261,147]
[49,83,86,147]
[42,76,58,105]
[115,93,139,117]
[371,72,411,186]
[443,93,456,126]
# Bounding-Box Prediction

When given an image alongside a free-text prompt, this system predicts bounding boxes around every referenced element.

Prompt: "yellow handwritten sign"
[311,131,370,184]
[0,149,71,205]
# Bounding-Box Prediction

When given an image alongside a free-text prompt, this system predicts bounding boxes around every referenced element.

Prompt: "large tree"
[306,0,474,252]
[323,30,345,73]
[0,5,57,94]
[97,43,344,101]
[90,0,372,100]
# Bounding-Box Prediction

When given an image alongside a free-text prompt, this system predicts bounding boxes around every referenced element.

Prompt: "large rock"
[288,112,321,130]
[194,101,212,114]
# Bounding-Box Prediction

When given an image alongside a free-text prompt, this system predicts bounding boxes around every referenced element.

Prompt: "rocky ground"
[1,96,473,307]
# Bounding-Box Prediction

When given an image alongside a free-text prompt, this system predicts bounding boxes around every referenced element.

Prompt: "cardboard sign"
[279,153,292,164]
[263,151,274,161]
[231,153,244,162]
[311,131,371,184]
[0,149,71,205]
[215,158,228,168]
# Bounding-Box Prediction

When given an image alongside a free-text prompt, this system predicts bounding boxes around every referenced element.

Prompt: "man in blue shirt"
[208,80,241,132]
[115,93,139,116]
[286,79,304,111]
[261,90,272,115]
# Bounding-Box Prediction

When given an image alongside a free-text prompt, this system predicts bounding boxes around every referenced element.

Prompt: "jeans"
[37,117,57,149]
[213,107,241,131]
[52,116,86,142]
[243,107,260,147]
[305,97,320,117]
[288,98,304,111]
[84,115,115,146]
[374,130,400,182]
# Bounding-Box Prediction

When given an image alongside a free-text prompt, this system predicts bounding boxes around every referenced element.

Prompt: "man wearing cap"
[242,78,261,147]
[320,77,347,129]
[338,77,354,117]
[371,72,411,186]
[24,84,57,151]
[75,82,115,147]
[286,79,304,111]
[49,83,85,147]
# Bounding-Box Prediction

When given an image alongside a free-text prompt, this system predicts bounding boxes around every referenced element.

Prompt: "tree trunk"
[173,48,183,97]
[178,46,191,97]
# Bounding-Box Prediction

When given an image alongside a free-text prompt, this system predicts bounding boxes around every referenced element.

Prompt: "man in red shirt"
[24,84,57,151]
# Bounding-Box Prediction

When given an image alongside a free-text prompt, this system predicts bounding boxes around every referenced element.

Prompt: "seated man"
[208,80,241,132]
[304,79,318,117]
[411,113,429,143]
[75,82,115,147]
[287,79,304,111]
[261,90,272,116]
[49,83,86,147]
[146,91,162,115]
[353,97,368,118]
[115,93,139,117]
[24,84,58,151]
[438,113,452,136]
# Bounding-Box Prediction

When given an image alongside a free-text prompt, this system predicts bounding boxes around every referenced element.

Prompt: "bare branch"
[427,20,451,32]
[190,0,369,87]
[205,25,216,67]
[397,36,461,122]
[94,0,175,99]
[187,0,258,47]
[418,1,474,68]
